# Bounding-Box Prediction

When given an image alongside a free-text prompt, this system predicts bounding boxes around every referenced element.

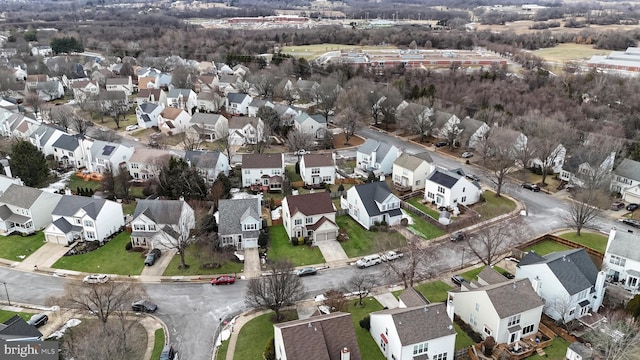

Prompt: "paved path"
[242,248,260,279]
[374,293,399,309]
[16,242,70,270]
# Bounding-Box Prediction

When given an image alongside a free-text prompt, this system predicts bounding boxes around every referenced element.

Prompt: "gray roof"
[30,124,64,145]
[466,278,544,318]
[613,158,640,181]
[477,267,508,285]
[521,248,599,295]
[218,198,260,236]
[607,229,640,261]
[51,217,82,233]
[357,139,396,161]
[459,116,485,134]
[568,342,593,359]
[52,195,107,219]
[433,111,454,130]
[394,152,432,171]
[249,98,271,108]
[427,168,461,188]
[373,303,455,344]
[227,92,249,104]
[0,315,42,341]
[399,287,429,307]
[105,77,130,85]
[191,113,226,126]
[133,200,186,225]
[168,88,192,98]
[90,140,128,161]
[0,184,45,208]
[184,150,223,169]
[353,182,401,218]
[138,102,160,114]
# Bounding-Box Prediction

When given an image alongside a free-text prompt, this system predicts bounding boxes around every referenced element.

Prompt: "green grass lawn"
[216,336,230,360]
[163,244,243,276]
[233,310,298,360]
[533,43,608,62]
[559,232,608,253]
[150,328,165,360]
[0,310,32,323]
[524,240,572,256]
[404,211,446,240]
[454,322,476,350]
[406,196,440,218]
[0,232,46,261]
[285,165,302,182]
[68,174,101,193]
[414,280,453,303]
[121,201,137,216]
[52,232,145,275]
[460,265,507,282]
[348,297,386,360]
[475,190,516,219]
[267,225,325,266]
[336,216,406,258]
[529,336,569,359]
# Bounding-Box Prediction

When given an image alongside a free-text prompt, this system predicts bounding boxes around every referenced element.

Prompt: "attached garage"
[623,191,640,204]
[310,217,339,244]
[46,233,67,245]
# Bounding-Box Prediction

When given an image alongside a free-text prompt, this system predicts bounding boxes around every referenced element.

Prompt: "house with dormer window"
[343,182,403,229]
[130,199,195,250]
[282,192,338,243]
[610,158,640,203]
[218,197,262,249]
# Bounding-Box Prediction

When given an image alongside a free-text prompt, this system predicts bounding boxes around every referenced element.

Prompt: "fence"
[514,233,605,267]
[400,200,481,233]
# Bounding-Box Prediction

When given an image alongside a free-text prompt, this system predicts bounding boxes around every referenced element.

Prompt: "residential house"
[158,107,192,135]
[232,64,250,78]
[560,151,616,187]
[424,167,482,208]
[86,141,134,175]
[52,134,93,169]
[0,174,23,191]
[225,92,252,115]
[25,74,48,90]
[432,112,457,139]
[105,76,133,96]
[247,98,275,117]
[3,113,40,139]
[44,195,124,245]
[396,102,434,140]
[137,75,159,91]
[392,152,435,192]
[217,74,240,94]
[610,158,640,203]
[446,271,544,344]
[282,192,338,243]
[33,80,64,101]
[218,197,262,249]
[91,68,114,87]
[458,116,490,149]
[193,74,217,93]
[604,228,640,294]
[356,139,400,176]
[136,102,164,129]
[241,153,284,191]
[529,144,567,174]
[188,113,228,142]
[127,148,178,181]
[0,48,18,58]
[299,153,336,186]
[29,124,66,157]
[370,302,456,360]
[228,116,264,146]
[516,249,606,322]
[196,86,224,112]
[167,88,197,112]
[184,150,229,183]
[0,315,43,342]
[97,90,130,114]
[343,181,403,229]
[274,312,361,360]
[0,184,61,235]
[398,287,429,308]
[136,88,167,106]
[70,80,100,102]
[296,79,320,101]
[31,45,52,57]
[294,112,327,139]
[273,103,300,126]
[130,199,195,250]
[566,342,594,360]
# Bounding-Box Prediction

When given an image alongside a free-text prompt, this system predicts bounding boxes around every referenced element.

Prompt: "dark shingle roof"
[133,200,186,225]
[521,248,599,296]
[138,102,159,114]
[373,303,455,345]
[427,168,460,188]
[0,315,42,341]
[607,229,640,261]
[399,287,429,307]
[0,184,46,208]
[302,153,333,167]
[52,133,79,151]
[184,150,222,169]
[614,158,640,180]
[227,92,249,104]
[52,195,107,219]
[482,279,544,318]
[218,198,261,236]
[353,182,401,218]
[477,267,508,285]
[285,192,335,217]
[242,153,282,169]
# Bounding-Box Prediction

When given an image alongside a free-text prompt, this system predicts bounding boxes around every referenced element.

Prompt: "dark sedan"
[132,300,157,313]
[295,267,318,277]
[627,203,639,212]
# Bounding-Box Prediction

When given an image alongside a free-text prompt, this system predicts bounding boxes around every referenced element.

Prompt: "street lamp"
[460,247,465,270]
[1,281,10,306]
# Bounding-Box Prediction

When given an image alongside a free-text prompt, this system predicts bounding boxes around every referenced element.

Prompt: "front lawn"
[52,232,145,275]
[559,232,608,253]
[267,225,325,266]
[163,244,243,276]
[529,337,569,359]
[0,310,31,323]
[406,196,440,218]
[404,211,445,240]
[150,328,165,360]
[233,310,298,360]
[336,216,406,258]
[0,232,46,262]
[524,240,572,256]
[474,190,516,219]
[348,298,386,360]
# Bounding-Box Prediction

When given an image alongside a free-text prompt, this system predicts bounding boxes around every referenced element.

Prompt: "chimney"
[340,347,350,360]
[151,92,155,102]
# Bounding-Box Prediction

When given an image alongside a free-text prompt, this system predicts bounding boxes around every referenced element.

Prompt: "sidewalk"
[222,310,270,360]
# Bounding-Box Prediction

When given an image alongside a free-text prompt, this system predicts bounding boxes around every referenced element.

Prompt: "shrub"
[400,218,409,226]
[258,231,269,247]
[359,315,371,330]
[131,246,145,252]
[290,237,298,246]
[125,242,133,251]
[303,236,313,246]
[338,184,345,192]
[263,338,276,360]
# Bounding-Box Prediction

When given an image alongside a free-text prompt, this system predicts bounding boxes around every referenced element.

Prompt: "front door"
[509,331,519,343]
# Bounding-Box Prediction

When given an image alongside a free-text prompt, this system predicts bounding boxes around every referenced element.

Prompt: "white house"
[516,248,606,322]
[356,139,400,176]
[184,150,229,183]
[610,158,640,203]
[299,153,335,186]
[158,107,192,135]
[293,112,327,139]
[459,116,491,149]
[446,269,544,344]
[392,152,434,192]
[241,153,284,190]
[247,98,275,117]
[34,80,64,101]
[0,184,61,236]
[273,312,361,360]
[225,92,252,115]
[342,181,403,229]
[167,88,197,112]
[127,148,179,181]
[218,197,261,249]
[424,168,482,208]
[136,88,167,107]
[370,303,456,360]
[70,80,100,102]
[31,45,52,57]
[228,116,264,146]
[44,195,124,245]
[282,192,338,243]
[188,113,228,142]
[130,199,195,250]
[560,151,616,187]
[105,76,133,96]
[136,102,164,129]
[565,342,594,360]
[604,228,640,294]
[529,144,567,174]
[86,141,134,175]
[51,134,93,169]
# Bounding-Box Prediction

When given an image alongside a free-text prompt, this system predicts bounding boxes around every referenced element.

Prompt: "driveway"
[16,242,70,270]
[140,249,177,278]
[316,240,349,265]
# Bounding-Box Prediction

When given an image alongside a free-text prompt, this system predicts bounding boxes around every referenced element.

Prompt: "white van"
[356,254,382,268]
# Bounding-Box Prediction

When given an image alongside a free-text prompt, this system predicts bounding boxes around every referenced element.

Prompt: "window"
[475,303,480,311]
[322,176,332,182]
[483,326,492,336]
[312,168,320,175]
[569,308,575,316]
[433,353,447,360]
[413,342,427,355]
[131,163,139,169]
[305,217,313,224]
[83,220,94,228]
[133,224,146,231]
[244,169,250,174]
[508,314,521,327]
[243,223,257,231]
[148,225,156,231]
[294,219,302,225]
[523,324,534,334]
[221,236,234,245]
[610,255,626,266]
[427,192,434,199]
[437,186,445,194]
[415,180,420,185]
[85,231,96,240]
[470,314,477,327]
[380,338,386,352]
[461,196,467,203]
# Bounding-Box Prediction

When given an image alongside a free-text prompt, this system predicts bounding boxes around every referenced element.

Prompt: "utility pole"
[1,281,10,306]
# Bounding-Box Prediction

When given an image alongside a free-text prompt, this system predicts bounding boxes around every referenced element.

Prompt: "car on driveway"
[451,275,467,286]
[83,274,109,284]
[132,300,157,313]
[622,219,640,228]
[611,201,625,211]
[125,124,138,131]
[294,267,318,277]
[211,275,236,285]
[521,183,540,192]
[461,152,474,158]
[144,248,161,266]
[627,203,639,211]
[27,313,48,328]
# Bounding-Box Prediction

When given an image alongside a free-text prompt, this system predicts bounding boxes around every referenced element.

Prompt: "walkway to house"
[374,293,399,309]
[140,249,177,277]
[316,240,350,266]
[15,242,70,271]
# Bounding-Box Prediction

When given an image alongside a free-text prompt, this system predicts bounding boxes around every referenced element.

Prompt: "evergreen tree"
[9,140,49,187]
[158,157,207,200]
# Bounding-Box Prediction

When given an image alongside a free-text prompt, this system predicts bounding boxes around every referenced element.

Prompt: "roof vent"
[308,322,312,328]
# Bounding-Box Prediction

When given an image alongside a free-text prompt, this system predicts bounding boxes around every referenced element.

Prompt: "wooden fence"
[400,200,481,233]
[514,233,605,267]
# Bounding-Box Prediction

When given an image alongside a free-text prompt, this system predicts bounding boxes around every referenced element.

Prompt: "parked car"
[501,271,515,279]
[461,152,474,158]
[451,275,467,286]
[160,345,177,360]
[466,174,480,182]
[132,300,157,313]
[435,141,448,148]
[611,201,625,211]
[27,313,48,328]
[295,267,318,277]
[144,248,161,266]
[211,275,236,285]
[380,251,404,261]
[356,254,382,268]
[450,231,465,242]
[627,203,639,211]
[622,219,640,228]
[125,124,138,131]
[521,183,540,192]
[83,274,109,284]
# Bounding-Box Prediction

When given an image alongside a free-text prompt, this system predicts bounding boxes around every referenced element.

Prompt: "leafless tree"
[257,106,281,135]
[468,219,522,266]
[0,71,16,95]
[274,80,298,106]
[335,83,368,145]
[101,163,116,194]
[544,294,577,328]
[312,76,342,123]
[399,102,434,142]
[249,70,280,98]
[583,308,640,360]
[245,260,305,321]
[253,127,272,154]
[215,127,234,166]
[285,127,315,153]
[49,105,74,132]
[322,289,348,313]
[159,207,197,269]
[181,129,202,151]
[71,115,93,135]
[198,87,225,112]
[25,92,44,117]
[565,189,607,236]
[346,273,377,306]
[378,86,403,131]
[439,116,463,151]
[477,127,520,197]
[100,91,130,129]
[526,113,569,185]
[379,238,434,289]
[171,65,197,89]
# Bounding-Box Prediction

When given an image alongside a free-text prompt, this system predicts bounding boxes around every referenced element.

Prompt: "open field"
[475,20,640,35]
[533,43,609,63]
[280,43,396,59]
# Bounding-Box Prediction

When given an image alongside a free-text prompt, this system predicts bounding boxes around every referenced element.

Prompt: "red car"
[211,275,236,285]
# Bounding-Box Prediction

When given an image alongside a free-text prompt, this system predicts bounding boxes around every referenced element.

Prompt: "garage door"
[318,231,336,242]
[624,192,640,204]
[46,234,66,245]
